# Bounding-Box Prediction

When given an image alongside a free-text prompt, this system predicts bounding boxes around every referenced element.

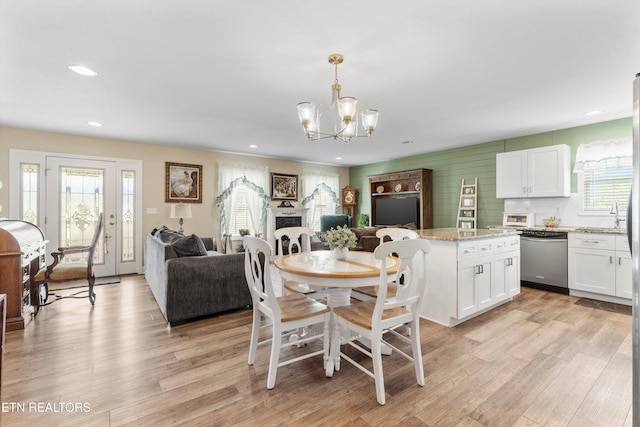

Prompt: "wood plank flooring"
[1,275,632,426]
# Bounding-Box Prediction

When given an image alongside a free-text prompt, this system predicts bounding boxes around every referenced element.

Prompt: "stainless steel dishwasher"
[520,230,569,294]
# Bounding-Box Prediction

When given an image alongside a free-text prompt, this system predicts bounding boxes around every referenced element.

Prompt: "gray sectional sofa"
[144,228,252,326]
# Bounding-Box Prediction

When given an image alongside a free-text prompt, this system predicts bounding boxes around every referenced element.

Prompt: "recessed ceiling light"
[401,140,414,145]
[249,144,258,148]
[335,157,343,160]
[87,121,103,127]
[68,65,97,76]
[585,110,603,117]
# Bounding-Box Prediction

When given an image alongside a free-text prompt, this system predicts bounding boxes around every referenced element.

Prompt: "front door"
[45,156,117,277]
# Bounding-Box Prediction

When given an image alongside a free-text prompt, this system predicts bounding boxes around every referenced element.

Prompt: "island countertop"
[415,227,519,242]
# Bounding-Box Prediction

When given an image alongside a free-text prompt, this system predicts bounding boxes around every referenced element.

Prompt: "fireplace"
[275,216,302,229]
[267,207,309,257]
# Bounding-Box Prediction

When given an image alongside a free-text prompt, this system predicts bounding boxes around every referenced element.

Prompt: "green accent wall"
[350,117,632,229]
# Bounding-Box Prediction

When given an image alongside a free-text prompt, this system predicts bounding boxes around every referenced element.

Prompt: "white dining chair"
[353,227,419,300]
[273,227,316,295]
[327,238,430,405]
[243,236,330,389]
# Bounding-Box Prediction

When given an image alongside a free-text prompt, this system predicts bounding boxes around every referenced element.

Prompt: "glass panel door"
[45,157,117,277]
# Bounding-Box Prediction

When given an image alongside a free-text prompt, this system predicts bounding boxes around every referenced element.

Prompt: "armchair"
[34,213,104,310]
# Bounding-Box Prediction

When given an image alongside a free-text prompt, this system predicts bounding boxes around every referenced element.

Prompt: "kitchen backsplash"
[503,194,625,228]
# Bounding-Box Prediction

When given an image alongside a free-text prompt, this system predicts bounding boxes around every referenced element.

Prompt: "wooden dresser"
[0,220,47,330]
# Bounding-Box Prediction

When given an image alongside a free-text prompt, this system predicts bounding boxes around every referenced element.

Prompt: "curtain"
[573,138,632,172]
[216,164,269,249]
[301,171,340,228]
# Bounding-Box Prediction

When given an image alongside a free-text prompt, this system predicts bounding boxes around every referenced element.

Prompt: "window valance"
[573,138,632,172]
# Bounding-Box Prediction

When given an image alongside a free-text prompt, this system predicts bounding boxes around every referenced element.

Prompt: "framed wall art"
[165,162,203,203]
[271,173,298,201]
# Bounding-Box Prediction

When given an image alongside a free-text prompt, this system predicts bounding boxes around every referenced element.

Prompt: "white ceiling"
[1,1,639,167]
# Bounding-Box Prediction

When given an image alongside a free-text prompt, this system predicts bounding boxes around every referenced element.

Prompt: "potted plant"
[325,225,357,259]
[358,213,370,228]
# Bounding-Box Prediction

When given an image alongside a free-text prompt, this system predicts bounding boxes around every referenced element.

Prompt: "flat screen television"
[375,197,419,227]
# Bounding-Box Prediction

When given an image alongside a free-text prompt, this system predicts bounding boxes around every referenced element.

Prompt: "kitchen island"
[416,228,521,327]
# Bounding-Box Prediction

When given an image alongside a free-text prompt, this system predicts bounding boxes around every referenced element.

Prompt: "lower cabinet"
[568,233,631,300]
[422,234,520,327]
[456,236,520,319]
[616,250,632,298]
[495,250,521,299]
[457,256,492,318]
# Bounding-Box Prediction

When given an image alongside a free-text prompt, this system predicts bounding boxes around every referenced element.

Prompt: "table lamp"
[170,203,192,234]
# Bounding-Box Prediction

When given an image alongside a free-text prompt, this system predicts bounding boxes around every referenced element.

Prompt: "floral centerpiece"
[325,225,357,259]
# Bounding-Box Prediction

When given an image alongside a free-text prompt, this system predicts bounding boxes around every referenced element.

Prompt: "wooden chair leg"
[411,320,425,386]
[267,324,282,390]
[371,339,386,405]
[248,310,261,365]
[88,275,96,305]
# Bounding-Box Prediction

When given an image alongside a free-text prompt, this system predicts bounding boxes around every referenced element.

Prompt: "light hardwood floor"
[1,275,632,426]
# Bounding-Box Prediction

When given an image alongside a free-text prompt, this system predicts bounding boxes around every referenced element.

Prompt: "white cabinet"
[496,144,571,198]
[458,256,493,318]
[495,251,520,298]
[422,233,521,327]
[456,236,520,319]
[568,233,631,299]
[615,235,632,299]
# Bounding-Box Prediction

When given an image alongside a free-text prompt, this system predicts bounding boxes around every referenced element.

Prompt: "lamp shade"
[297,102,317,123]
[338,97,357,122]
[170,203,192,219]
[361,109,379,131]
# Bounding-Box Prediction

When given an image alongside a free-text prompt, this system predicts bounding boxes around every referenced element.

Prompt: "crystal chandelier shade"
[297,54,379,143]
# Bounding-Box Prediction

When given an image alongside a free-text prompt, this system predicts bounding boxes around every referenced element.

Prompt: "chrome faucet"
[610,201,626,228]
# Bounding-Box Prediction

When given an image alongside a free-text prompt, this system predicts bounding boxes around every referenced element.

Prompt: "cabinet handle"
[475,264,484,274]
[583,240,600,244]
[506,257,513,266]
[523,186,527,194]
[610,256,614,264]
[619,257,622,265]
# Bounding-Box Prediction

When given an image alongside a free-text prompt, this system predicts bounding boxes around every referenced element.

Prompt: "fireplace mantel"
[266,207,309,252]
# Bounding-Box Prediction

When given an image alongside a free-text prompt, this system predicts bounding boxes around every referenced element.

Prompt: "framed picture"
[271,173,298,201]
[165,162,202,203]
[461,196,475,207]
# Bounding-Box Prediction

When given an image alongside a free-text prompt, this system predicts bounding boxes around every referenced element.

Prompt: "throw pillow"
[172,234,208,257]
[158,228,184,244]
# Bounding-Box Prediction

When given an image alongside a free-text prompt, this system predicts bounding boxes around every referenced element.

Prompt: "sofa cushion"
[172,234,208,257]
[158,228,184,244]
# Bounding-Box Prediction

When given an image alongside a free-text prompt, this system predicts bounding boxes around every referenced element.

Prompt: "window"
[308,190,333,231]
[230,185,253,235]
[579,166,632,214]
[216,165,269,252]
[121,170,135,262]
[21,163,39,224]
[574,138,632,215]
[301,172,340,231]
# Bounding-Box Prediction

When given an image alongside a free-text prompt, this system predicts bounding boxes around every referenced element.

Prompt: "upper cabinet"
[496,144,571,198]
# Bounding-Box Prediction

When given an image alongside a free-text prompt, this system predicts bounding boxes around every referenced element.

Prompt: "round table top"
[274,250,399,279]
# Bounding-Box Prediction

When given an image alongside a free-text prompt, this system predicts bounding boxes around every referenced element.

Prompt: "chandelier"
[297,54,379,143]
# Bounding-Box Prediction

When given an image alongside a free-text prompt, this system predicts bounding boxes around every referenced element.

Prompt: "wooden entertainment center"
[369,168,433,229]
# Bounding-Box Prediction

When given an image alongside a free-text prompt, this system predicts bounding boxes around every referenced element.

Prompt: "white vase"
[334,247,349,260]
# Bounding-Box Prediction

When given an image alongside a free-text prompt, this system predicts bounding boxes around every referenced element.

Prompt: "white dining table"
[274,250,400,364]
[274,249,400,307]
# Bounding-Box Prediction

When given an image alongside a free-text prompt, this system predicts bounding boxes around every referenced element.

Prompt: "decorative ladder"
[457,178,477,229]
